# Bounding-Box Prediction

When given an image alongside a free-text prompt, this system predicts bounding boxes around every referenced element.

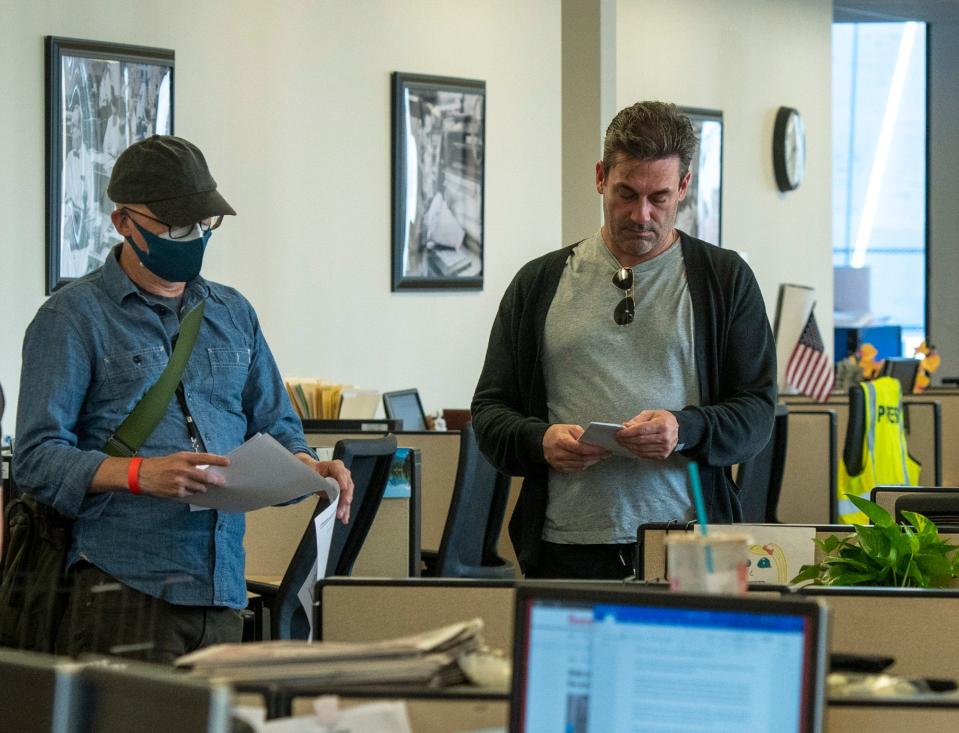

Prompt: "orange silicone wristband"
[128,456,144,494]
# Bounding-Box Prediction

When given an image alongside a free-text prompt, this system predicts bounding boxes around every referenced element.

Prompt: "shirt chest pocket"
[208,348,252,410]
[103,346,168,402]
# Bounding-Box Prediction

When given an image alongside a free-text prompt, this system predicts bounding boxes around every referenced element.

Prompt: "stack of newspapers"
[176,619,484,688]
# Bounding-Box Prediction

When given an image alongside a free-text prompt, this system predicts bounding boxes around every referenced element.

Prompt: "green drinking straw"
[687,462,715,574]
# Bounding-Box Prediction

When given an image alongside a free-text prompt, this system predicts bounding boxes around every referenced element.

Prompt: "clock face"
[773,107,805,192]
[785,112,805,187]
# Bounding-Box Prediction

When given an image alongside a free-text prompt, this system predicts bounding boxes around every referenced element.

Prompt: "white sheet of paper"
[294,480,340,642]
[579,421,634,458]
[175,432,338,513]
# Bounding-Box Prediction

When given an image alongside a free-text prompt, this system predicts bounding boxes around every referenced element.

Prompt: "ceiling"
[835,0,959,22]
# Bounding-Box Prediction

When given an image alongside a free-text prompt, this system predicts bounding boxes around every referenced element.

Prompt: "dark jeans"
[55,562,243,665]
[525,541,636,579]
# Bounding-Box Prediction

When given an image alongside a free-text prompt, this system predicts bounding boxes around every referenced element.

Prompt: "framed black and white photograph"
[391,72,485,291]
[676,107,723,246]
[45,36,174,293]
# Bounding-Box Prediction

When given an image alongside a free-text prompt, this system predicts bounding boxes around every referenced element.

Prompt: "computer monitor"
[880,357,920,395]
[75,662,231,733]
[0,649,79,733]
[510,585,828,733]
[382,389,427,431]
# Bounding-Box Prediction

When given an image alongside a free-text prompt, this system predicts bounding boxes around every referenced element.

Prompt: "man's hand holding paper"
[137,451,230,498]
[296,453,354,523]
[544,423,610,473]
[616,409,680,460]
[172,433,347,514]
[575,410,680,461]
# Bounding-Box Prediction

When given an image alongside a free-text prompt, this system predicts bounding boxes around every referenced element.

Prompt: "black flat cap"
[107,135,236,225]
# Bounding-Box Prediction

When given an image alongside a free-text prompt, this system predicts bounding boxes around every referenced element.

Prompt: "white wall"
[0,0,562,431]
[612,0,835,342]
[561,0,617,244]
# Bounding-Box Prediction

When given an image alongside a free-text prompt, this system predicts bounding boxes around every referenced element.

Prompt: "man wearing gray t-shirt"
[472,102,777,579]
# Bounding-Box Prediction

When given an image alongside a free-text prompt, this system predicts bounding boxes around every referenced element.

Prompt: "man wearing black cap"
[13,135,353,662]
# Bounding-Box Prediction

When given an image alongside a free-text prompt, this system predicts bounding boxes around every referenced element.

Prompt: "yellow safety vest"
[837,377,921,524]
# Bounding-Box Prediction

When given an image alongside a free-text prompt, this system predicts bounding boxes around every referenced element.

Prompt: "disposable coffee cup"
[665,532,750,594]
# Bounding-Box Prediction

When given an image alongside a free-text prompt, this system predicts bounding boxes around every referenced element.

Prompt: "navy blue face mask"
[126,220,211,283]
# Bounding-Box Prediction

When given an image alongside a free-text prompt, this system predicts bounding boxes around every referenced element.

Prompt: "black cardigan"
[471,232,778,573]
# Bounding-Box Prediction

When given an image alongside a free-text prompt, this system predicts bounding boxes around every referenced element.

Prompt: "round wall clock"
[772,106,805,192]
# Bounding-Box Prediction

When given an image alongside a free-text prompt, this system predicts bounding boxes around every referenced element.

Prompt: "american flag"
[785,309,834,402]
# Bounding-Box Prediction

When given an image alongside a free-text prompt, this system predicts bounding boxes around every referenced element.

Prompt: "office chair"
[248,435,397,640]
[737,403,789,523]
[422,424,515,579]
[894,491,959,526]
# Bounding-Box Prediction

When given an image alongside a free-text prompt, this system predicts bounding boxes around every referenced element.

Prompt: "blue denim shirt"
[13,246,312,608]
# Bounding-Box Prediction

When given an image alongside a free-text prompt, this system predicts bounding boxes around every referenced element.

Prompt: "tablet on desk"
[578,421,634,458]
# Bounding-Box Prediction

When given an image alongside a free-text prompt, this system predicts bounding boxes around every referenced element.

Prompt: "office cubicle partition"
[636,521,959,582]
[797,586,959,680]
[783,396,943,486]
[779,409,838,523]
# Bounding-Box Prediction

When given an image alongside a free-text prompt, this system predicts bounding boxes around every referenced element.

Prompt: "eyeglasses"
[122,208,224,240]
[612,267,634,325]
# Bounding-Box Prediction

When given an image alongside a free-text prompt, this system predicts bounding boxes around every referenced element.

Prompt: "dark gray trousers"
[55,562,243,665]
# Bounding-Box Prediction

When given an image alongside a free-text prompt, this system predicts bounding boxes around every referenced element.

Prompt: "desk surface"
[237,677,959,723]
[246,575,282,587]
[234,681,507,719]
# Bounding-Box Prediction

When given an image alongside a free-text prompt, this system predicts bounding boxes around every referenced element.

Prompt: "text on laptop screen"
[516,598,813,733]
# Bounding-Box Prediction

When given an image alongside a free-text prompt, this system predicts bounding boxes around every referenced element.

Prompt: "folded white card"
[578,421,634,458]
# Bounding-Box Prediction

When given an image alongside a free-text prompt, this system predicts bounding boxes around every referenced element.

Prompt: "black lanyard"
[174,383,204,453]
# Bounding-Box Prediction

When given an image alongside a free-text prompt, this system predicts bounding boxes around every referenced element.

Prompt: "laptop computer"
[510,585,829,733]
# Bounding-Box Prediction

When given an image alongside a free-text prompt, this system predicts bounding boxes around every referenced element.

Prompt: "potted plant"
[791,495,959,588]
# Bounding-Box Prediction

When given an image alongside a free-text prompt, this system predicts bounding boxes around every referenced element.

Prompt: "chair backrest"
[382,389,427,430]
[0,648,78,733]
[738,403,789,522]
[893,490,959,525]
[272,434,397,639]
[434,424,514,578]
[871,485,959,519]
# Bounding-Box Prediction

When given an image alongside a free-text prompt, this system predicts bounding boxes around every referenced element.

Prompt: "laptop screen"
[383,390,427,431]
[510,587,826,733]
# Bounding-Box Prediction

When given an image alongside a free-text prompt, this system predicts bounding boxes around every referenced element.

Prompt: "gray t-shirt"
[542,231,700,544]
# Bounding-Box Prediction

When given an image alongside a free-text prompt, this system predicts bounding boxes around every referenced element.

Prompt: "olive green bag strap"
[103,301,205,458]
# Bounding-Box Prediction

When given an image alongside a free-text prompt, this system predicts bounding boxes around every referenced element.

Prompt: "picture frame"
[45,36,175,294]
[676,107,723,246]
[391,72,485,291]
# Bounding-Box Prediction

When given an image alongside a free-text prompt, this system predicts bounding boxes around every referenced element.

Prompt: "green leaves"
[848,494,896,528]
[790,497,959,588]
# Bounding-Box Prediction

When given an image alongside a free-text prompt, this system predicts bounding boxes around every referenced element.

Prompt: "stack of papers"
[176,619,484,688]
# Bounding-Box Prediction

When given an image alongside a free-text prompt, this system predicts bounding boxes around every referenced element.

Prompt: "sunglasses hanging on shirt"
[612,267,634,325]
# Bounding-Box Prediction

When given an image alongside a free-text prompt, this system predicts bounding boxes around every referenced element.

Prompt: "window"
[832,22,927,356]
